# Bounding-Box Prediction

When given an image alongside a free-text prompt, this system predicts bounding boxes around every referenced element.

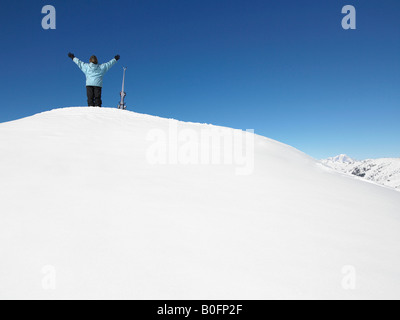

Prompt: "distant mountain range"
[321,154,400,191]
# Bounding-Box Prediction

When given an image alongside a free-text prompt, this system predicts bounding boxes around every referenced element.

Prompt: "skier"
[68,53,120,108]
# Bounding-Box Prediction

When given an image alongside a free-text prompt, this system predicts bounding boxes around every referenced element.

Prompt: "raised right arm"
[73,57,89,73]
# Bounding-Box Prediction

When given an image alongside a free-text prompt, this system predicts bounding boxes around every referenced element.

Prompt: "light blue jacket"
[73,57,117,87]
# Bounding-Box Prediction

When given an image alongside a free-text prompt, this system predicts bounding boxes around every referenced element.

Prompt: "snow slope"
[322,155,400,191]
[0,107,399,300]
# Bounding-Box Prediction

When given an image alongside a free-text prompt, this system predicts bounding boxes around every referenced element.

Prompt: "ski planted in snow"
[118,67,128,110]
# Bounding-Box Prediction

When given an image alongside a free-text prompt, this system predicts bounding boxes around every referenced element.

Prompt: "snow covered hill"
[322,154,400,191]
[0,108,400,300]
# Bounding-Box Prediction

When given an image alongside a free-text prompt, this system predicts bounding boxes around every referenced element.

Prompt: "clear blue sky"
[0,0,399,159]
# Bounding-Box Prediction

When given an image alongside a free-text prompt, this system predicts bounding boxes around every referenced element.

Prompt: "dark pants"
[86,86,102,107]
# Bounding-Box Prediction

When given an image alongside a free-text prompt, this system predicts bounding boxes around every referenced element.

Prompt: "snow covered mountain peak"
[327,154,355,164]
[322,154,400,191]
[0,107,400,300]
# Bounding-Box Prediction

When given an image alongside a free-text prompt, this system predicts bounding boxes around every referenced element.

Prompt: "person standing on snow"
[68,53,120,108]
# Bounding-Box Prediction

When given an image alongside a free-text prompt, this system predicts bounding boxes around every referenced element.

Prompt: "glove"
[68,52,75,60]
[115,55,120,61]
